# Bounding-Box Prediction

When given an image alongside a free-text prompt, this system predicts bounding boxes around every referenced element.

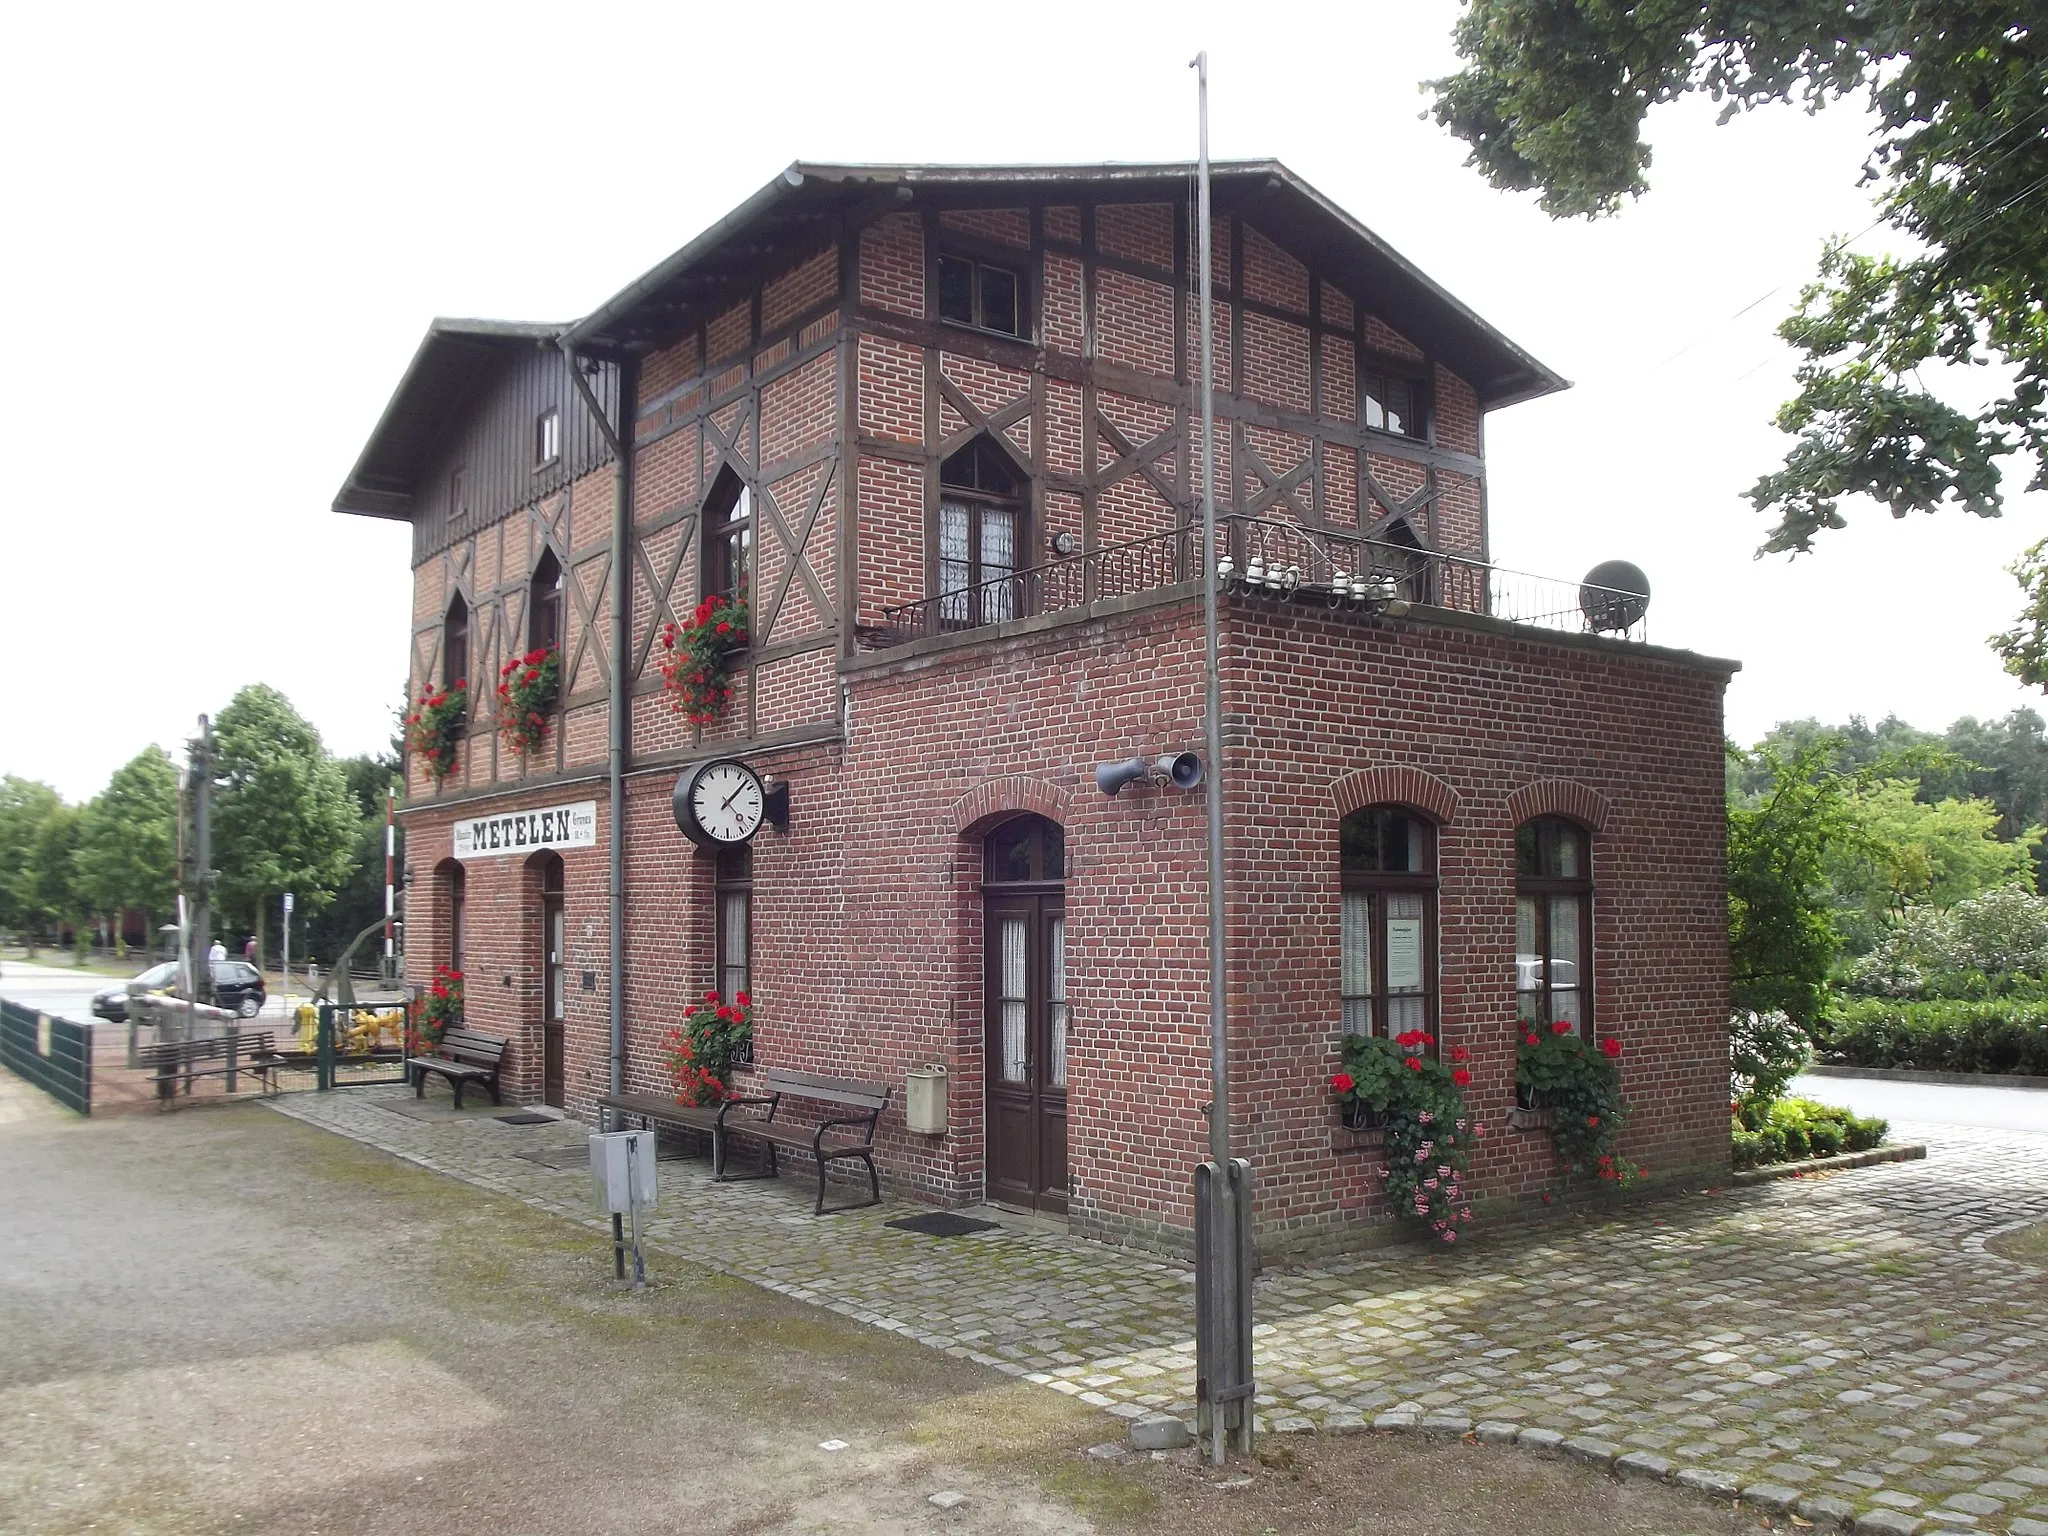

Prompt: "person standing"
[243,934,257,965]
[207,938,226,965]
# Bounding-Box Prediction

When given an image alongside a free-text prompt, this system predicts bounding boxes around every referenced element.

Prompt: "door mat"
[885,1211,1001,1238]
[497,1112,556,1125]
[515,1145,591,1169]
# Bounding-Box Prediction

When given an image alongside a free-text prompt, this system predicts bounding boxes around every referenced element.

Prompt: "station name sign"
[453,800,597,861]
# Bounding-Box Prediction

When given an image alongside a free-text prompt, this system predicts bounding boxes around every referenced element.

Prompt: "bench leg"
[451,1077,465,1111]
[486,1077,502,1106]
[711,1126,725,1179]
[415,1067,427,1099]
[812,1152,882,1216]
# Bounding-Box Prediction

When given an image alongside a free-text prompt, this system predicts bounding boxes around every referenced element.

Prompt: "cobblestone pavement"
[270,1087,2048,1536]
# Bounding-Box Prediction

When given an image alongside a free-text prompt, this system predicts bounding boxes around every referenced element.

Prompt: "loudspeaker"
[1153,752,1203,789]
[1095,757,1150,797]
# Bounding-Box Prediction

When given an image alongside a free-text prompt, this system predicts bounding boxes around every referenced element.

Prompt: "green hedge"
[1731,1098,1888,1170]
[1813,997,2048,1075]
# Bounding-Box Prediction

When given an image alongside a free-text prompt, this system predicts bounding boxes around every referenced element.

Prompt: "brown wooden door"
[541,888,565,1108]
[985,891,1068,1214]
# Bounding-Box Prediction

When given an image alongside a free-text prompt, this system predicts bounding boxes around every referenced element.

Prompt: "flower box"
[1508,1106,1556,1132]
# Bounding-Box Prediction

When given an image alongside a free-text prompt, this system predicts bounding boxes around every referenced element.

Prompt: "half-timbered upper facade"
[337,163,1734,1257]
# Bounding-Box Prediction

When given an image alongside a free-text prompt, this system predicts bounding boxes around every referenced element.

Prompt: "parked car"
[91,961,268,1021]
[211,961,267,1018]
[92,962,178,1022]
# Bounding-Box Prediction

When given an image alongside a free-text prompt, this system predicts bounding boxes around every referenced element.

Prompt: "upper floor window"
[703,471,752,603]
[937,252,1022,337]
[529,547,564,654]
[1339,805,1437,1040]
[443,594,469,694]
[939,439,1022,627]
[1363,369,1423,439]
[1517,817,1591,1034]
[535,408,561,467]
[449,467,469,524]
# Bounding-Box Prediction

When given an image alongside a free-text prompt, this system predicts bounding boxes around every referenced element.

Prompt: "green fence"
[0,998,92,1115]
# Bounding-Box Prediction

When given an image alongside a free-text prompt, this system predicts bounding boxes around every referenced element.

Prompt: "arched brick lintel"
[1329,765,1461,826]
[949,775,1071,836]
[1505,778,1611,833]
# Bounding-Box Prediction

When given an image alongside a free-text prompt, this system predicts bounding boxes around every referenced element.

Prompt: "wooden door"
[984,891,1068,1214]
[541,886,565,1108]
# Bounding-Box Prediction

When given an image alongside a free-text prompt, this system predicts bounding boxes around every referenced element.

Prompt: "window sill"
[1509,1107,1555,1132]
[935,315,1031,346]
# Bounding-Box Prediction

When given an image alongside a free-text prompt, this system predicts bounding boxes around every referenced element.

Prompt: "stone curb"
[1807,1064,2048,1091]
[1731,1143,1927,1185]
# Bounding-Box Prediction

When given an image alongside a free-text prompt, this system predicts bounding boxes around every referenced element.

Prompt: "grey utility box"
[588,1130,657,1215]
[905,1064,949,1135]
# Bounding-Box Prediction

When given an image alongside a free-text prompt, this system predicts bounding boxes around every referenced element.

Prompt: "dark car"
[91,961,268,1021]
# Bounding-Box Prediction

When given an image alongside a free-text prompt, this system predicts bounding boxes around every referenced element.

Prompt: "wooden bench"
[406,1028,510,1109]
[138,1031,283,1104]
[600,1068,892,1215]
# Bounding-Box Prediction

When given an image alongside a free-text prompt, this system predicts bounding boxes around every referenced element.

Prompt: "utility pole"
[1189,50,1254,1465]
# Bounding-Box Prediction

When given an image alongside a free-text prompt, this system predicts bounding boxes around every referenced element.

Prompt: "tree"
[1826,779,2039,946]
[0,776,61,942]
[26,803,84,953]
[74,746,178,954]
[211,685,361,967]
[1431,3,2047,557]
[1728,740,1872,1024]
[303,751,404,972]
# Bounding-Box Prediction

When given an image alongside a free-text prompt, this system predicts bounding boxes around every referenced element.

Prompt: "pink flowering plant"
[1335,1030,1481,1242]
[1516,1021,1642,1186]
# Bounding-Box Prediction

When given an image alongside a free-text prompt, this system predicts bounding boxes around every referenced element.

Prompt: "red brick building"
[336,162,1736,1256]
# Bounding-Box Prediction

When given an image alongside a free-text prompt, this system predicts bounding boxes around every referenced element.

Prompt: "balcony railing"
[867,516,1650,647]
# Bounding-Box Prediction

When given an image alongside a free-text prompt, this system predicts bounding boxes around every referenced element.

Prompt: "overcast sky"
[6,1,2042,802]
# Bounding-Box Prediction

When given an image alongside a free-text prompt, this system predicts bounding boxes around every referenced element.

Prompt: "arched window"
[528,547,564,655]
[703,470,751,603]
[443,594,469,695]
[1517,817,1591,1033]
[939,438,1022,626]
[1339,805,1437,1039]
[715,845,751,1002]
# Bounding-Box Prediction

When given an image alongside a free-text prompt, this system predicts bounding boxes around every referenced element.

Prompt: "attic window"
[449,467,469,524]
[535,409,561,467]
[936,253,1021,337]
[1363,371,1421,439]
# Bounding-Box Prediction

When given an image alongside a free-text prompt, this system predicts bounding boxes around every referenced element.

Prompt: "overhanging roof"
[333,319,565,519]
[564,160,1568,409]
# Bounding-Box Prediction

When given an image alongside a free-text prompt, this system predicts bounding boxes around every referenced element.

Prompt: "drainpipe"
[564,340,637,1128]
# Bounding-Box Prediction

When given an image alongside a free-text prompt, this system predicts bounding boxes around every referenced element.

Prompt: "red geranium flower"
[1523,1033,1540,1047]
[1448,1045,1470,1062]
[1452,1068,1472,1087]
[1586,1115,1600,1127]
[1331,1072,1355,1094]
[1552,1019,1573,1034]
[1404,1057,1423,1072]
[735,990,751,1007]
[1600,1037,1622,1058]
[704,990,720,1003]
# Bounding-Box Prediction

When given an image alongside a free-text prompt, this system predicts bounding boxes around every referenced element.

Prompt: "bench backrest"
[759,1067,890,1112]
[435,1028,509,1069]
[141,1031,275,1066]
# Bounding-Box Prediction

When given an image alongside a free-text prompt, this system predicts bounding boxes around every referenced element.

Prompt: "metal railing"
[869,515,1649,646]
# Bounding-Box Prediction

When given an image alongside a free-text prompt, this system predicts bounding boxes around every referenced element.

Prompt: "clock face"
[687,759,764,846]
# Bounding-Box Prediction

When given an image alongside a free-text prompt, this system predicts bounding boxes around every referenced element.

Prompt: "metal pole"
[192,717,214,1014]
[384,784,396,977]
[1190,50,1252,1466]
[281,891,293,1027]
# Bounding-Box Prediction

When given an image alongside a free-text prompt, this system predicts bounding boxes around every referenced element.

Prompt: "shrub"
[1731,1097,1888,1168]
[1813,996,2048,1075]
[1731,1009,1811,1105]
[1844,885,2048,998]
